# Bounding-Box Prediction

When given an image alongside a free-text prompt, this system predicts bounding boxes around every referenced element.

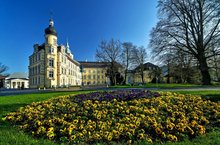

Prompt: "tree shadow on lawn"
[0,103,28,113]
[0,103,28,125]
[0,104,29,137]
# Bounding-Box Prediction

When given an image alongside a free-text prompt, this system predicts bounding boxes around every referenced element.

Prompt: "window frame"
[48,59,54,67]
[49,71,54,78]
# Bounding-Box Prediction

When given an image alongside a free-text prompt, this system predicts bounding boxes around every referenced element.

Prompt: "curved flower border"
[4,90,220,144]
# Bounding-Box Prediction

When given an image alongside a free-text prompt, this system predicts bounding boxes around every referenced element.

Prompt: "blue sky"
[0,0,158,74]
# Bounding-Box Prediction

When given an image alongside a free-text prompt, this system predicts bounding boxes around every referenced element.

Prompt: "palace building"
[79,61,110,86]
[29,19,81,88]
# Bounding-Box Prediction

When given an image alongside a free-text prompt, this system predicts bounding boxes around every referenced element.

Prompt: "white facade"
[4,78,29,89]
[57,45,81,87]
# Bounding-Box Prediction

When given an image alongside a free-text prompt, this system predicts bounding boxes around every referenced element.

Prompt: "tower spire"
[44,11,57,37]
[66,37,71,54]
[50,10,53,20]
[66,37,69,49]
[49,10,54,27]
[49,19,54,27]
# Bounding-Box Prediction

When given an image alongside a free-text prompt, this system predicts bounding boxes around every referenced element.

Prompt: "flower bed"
[4,90,220,144]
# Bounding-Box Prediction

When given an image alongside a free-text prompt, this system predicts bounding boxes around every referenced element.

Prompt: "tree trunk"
[141,72,144,84]
[167,75,170,84]
[110,62,116,86]
[124,69,127,84]
[109,69,115,86]
[167,61,170,84]
[198,57,211,85]
[111,72,116,86]
[114,73,117,85]
[141,65,145,84]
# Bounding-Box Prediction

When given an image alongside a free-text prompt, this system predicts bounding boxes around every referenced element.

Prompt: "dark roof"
[79,61,110,68]
[57,46,61,51]
[45,25,57,36]
[38,44,45,51]
[33,44,45,52]
[6,78,29,80]
[127,70,135,73]
[57,45,66,52]
[66,55,80,66]
[0,75,7,79]
[134,62,159,71]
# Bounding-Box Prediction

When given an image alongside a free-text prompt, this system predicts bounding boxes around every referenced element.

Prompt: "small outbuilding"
[3,72,29,89]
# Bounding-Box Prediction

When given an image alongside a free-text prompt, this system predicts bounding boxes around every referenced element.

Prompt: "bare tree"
[212,55,220,82]
[0,63,8,75]
[160,53,173,83]
[121,42,135,84]
[96,39,122,85]
[150,0,220,85]
[132,46,147,84]
[209,50,220,82]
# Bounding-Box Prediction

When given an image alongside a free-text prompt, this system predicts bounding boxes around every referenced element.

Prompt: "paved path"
[0,86,220,96]
[0,86,104,96]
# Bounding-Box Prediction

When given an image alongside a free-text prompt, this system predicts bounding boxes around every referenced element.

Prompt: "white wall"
[4,78,29,89]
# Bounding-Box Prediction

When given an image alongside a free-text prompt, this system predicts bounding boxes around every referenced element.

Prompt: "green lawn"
[170,90,220,102]
[113,83,220,89]
[0,89,220,145]
[0,91,90,145]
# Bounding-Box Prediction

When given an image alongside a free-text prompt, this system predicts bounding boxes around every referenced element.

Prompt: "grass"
[113,83,220,89]
[0,91,88,118]
[171,90,220,102]
[0,88,220,145]
[0,90,91,145]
